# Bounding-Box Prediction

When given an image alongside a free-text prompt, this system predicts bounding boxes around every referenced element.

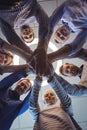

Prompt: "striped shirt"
[29,75,76,130]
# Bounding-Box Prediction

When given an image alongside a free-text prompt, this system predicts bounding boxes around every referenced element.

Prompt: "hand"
[44,62,54,77]
[32,47,47,76]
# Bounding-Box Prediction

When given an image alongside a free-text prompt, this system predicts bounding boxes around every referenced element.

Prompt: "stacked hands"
[28,47,54,78]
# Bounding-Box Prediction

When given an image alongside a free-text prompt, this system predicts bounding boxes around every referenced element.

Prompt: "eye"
[24,36,28,39]
[61,36,65,40]
[61,29,67,36]
[45,94,48,97]
[50,93,54,96]
[4,60,8,64]
[20,82,25,86]
[57,32,60,37]
[29,34,33,38]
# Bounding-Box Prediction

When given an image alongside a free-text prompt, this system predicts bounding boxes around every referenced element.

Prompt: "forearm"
[48,45,72,63]
[47,2,65,41]
[0,39,31,61]
[0,69,27,89]
[0,64,28,74]
[29,78,42,120]
[35,2,49,51]
[69,30,87,56]
[54,73,87,96]
[0,18,32,54]
[48,74,72,115]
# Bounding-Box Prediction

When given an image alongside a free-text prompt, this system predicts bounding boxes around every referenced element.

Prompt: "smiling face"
[60,63,80,77]
[0,51,13,65]
[15,78,32,96]
[54,25,70,43]
[43,89,57,106]
[20,25,34,43]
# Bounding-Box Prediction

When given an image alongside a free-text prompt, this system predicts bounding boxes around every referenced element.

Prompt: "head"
[15,78,32,96]
[20,25,34,43]
[0,51,13,65]
[54,25,70,43]
[59,63,81,77]
[43,89,57,106]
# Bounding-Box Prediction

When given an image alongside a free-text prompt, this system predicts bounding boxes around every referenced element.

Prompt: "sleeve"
[0,18,32,54]
[0,70,27,90]
[47,2,65,41]
[0,37,31,61]
[35,2,49,49]
[47,29,87,63]
[68,29,87,56]
[29,78,42,120]
[18,89,32,116]
[54,73,87,96]
[48,73,73,115]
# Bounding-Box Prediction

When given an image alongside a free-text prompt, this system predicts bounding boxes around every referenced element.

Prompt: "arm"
[0,37,31,62]
[48,74,73,115]
[48,29,87,63]
[0,64,28,74]
[47,2,65,41]
[0,18,32,54]
[31,2,49,75]
[35,2,49,50]
[0,69,27,90]
[29,77,42,120]
[54,72,87,96]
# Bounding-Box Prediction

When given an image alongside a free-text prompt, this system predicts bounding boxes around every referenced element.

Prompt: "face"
[61,63,80,77]
[15,79,31,95]
[54,25,70,43]
[44,90,57,105]
[21,25,34,43]
[0,52,13,65]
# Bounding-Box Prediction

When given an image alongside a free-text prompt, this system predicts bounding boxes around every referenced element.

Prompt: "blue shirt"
[0,70,31,130]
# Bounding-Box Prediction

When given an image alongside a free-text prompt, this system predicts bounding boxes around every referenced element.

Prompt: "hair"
[0,51,14,65]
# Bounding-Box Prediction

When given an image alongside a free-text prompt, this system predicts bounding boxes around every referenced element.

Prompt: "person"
[0,50,13,65]
[54,25,70,44]
[0,68,32,130]
[47,0,87,62]
[59,63,83,77]
[20,24,34,43]
[29,75,82,130]
[59,62,87,87]
[0,0,49,76]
